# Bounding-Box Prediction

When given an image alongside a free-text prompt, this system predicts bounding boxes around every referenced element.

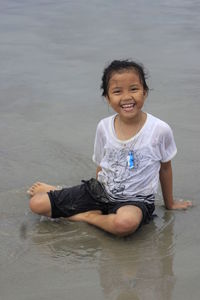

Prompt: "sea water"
[0,1,200,299]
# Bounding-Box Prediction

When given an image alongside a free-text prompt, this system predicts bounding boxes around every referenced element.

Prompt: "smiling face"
[106,69,147,122]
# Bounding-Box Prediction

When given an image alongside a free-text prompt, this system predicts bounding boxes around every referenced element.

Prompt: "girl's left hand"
[170,200,192,210]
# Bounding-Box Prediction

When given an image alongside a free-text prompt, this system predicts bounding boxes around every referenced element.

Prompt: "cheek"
[110,98,120,107]
[107,94,116,103]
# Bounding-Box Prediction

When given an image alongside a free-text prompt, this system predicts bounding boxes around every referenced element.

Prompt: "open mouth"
[120,102,135,111]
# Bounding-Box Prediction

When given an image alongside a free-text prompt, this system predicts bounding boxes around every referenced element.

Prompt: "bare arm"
[159,161,192,210]
[96,166,102,179]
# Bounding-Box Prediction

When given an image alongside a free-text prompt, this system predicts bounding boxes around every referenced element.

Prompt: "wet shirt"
[92,113,177,203]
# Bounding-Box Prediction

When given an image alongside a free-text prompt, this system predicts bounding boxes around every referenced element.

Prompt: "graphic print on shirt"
[104,146,143,196]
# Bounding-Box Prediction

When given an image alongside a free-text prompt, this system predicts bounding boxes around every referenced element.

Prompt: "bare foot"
[68,210,102,222]
[27,182,56,197]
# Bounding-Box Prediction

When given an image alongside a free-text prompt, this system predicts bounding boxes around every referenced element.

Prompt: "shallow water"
[0,1,200,299]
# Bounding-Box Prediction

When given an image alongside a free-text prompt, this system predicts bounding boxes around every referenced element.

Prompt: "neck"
[115,112,147,140]
[119,111,145,125]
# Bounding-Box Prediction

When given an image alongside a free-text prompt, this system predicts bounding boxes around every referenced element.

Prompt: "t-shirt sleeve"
[159,124,177,162]
[92,122,105,165]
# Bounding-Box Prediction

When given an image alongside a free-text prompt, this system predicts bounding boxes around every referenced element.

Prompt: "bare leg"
[69,205,143,237]
[28,182,101,220]
[29,193,52,217]
[28,183,143,236]
[28,182,101,219]
[28,182,57,217]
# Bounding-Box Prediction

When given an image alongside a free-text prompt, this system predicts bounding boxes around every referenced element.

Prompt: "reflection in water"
[97,207,175,300]
[31,218,103,264]
[30,206,175,300]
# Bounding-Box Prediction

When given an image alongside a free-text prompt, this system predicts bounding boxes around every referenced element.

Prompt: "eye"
[113,89,121,94]
[130,87,138,92]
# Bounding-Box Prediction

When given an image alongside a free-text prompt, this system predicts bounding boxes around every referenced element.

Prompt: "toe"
[27,189,34,196]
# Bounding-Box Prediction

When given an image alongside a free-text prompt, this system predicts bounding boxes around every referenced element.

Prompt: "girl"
[28,60,192,237]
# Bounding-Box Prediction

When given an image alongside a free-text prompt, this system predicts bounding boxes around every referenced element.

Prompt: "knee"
[113,216,141,237]
[29,196,41,214]
[29,194,50,216]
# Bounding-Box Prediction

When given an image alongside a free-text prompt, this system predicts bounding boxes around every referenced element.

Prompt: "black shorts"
[47,178,155,224]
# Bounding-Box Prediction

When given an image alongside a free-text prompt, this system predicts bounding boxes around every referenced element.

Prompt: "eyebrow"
[130,84,139,87]
[112,86,121,89]
[111,84,139,90]
[111,87,122,92]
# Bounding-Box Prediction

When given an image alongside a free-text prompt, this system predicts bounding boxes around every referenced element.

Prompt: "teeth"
[121,103,135,108]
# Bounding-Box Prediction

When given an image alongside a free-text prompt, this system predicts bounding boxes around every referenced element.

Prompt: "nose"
[122,90,133,101]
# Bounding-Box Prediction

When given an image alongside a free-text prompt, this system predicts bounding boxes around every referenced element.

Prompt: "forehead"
[109,70,141,87]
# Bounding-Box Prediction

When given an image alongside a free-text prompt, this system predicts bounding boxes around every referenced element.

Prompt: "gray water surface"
[0,1,200,299]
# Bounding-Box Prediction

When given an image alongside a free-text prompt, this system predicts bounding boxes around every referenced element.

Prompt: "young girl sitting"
[28,59,192,237]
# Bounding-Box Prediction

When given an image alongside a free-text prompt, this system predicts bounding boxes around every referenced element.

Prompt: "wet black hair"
[101,59,149,97]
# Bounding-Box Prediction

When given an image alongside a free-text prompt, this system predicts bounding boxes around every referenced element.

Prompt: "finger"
[182,201,192,209]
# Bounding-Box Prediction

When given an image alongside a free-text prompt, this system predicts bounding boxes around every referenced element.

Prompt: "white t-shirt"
[92,113,177,203]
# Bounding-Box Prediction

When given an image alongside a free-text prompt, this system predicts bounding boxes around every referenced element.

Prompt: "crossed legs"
[28,182,143,237]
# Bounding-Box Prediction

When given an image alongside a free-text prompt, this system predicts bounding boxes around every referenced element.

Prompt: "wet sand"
[0,1,200,299]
